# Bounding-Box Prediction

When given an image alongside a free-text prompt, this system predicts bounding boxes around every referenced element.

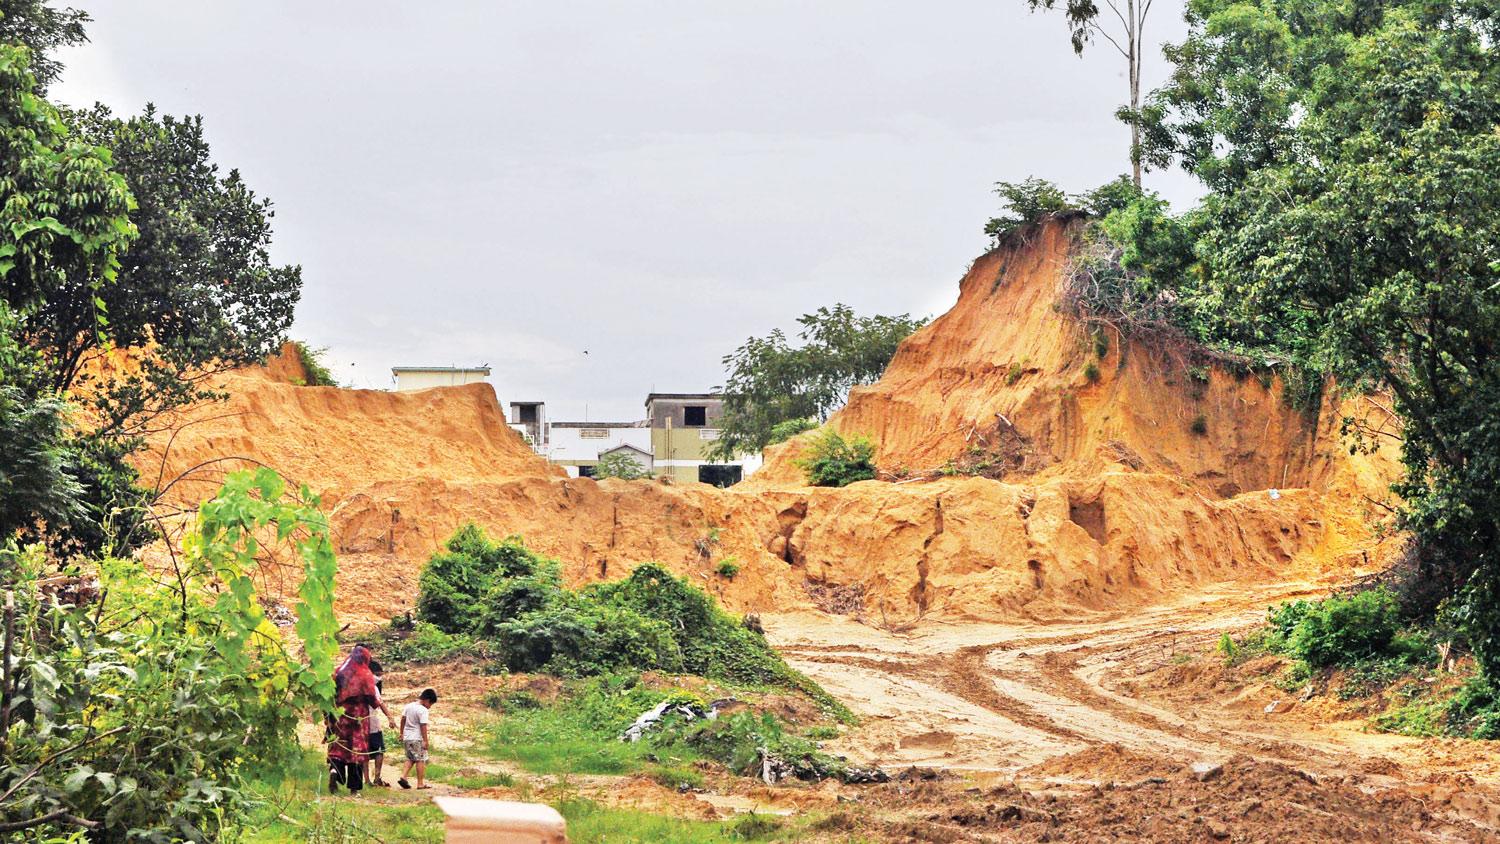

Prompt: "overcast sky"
[55,1,1201,421]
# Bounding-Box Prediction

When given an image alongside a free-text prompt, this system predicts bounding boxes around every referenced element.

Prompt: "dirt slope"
[138,219,1400,627]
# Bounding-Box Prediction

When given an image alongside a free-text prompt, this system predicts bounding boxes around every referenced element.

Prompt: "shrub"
[410,529,850,717]
[768,417,818,445]
[1092,329,1110,359]
[984,177,1075,243]
[291,340,338,387]
[1281,588,1418,668]
[493,596,685,677]
[1190,414,1208,435]
[384,622,478,664]
[1084,362,1101,382]
[717,559,741,579]
[0,470,338,840]
[795,429,877,487]
[1006,362,1024,385]
[418,525,559,634]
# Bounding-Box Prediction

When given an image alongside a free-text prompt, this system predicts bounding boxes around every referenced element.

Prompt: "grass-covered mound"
[394,524,850,720]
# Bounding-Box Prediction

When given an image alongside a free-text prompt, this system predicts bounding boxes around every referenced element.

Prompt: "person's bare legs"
[372,752,385,785]
[416,759,428,788]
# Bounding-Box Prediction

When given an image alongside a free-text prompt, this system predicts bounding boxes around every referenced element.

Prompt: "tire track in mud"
[776,584,1405,773]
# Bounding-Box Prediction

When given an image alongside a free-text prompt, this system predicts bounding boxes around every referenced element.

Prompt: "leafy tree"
[1022,0,1160,185]
[594,450,651,480]
[0,12,303,554]
[0,0,87,91]
[46,104,302,440]
[710,305,925,460]
[1138,0,1500,674]
[0,38,133,551]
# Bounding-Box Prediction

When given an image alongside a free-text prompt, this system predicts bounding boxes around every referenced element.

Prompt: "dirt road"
[765,580,1500,840]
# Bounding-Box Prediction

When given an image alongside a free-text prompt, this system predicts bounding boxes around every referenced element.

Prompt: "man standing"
[397,688,438,790]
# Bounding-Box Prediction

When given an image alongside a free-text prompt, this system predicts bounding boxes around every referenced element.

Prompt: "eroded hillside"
[139,219,1401,627]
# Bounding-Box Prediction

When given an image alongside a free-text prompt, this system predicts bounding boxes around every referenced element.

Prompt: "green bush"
[418,525,560,634]
[291,340,339,387]
[795,429,877,487]
[717,559,741,579]
[384,622,479,664]
[494,596,685,677]
[1084,362,1101,382]
[408,529,849,717]
[1287,589,1405,668]
[768,417,818,445]
[1266,588,1432,670]
[1190,414,1208,435]
[984,177,1075,243]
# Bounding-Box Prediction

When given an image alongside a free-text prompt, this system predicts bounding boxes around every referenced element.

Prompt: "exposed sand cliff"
[139,219,1401,627]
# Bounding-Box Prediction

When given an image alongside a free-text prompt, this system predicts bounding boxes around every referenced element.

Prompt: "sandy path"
[763,578,1500,810]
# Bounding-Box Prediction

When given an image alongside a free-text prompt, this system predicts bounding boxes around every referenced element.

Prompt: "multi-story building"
[644,393,759,486]
[508,401,548,453]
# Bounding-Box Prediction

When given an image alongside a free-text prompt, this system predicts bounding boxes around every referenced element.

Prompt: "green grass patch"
[477,675,703,776]
[559,799,789,843]
[242,750,445,842]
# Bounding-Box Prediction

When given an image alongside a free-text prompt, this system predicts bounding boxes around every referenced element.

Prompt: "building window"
[579,428,609,438]
[683,405,707,427]
[577,465,596,478]
[698,465,742,487]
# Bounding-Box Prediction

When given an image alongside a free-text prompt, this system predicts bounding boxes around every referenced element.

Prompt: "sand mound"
[137,221,1401,626]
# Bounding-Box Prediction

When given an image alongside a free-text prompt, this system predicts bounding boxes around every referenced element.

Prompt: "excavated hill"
[139,219,1400,627]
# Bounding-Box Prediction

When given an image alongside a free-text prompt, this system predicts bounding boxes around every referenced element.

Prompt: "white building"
[391,365,491,392]
[548,421,650,477]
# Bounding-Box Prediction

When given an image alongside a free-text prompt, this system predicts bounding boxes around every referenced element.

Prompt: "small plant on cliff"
[1084,362,1101,383]
[795,429,877,488]
[716,559,741,580]
[1006,362,1025,385]
[291,340,339,386]
[1190,414,1208,436]
[984,177,1076,243]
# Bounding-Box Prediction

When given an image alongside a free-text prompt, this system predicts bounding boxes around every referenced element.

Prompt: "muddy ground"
[756,579,1500,842]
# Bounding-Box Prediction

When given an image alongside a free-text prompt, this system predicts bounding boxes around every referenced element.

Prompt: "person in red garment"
[326,644,378,794]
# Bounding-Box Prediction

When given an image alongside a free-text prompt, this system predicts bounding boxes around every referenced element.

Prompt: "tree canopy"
[0,13,301,555]
[709,305,925,461]
[1086,0,1500,675]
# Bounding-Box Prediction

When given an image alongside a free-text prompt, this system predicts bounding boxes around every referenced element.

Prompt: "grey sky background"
[55,1,1201,421]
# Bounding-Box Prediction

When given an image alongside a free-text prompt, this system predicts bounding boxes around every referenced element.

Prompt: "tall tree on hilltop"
[1135,0,1500,674]
[1023,0,1157,187]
